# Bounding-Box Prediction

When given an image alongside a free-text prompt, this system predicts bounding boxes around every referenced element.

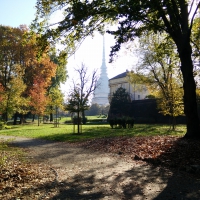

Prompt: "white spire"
[92,35,109,105]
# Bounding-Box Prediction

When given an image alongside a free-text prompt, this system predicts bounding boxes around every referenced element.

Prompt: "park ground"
[0,123,200,199]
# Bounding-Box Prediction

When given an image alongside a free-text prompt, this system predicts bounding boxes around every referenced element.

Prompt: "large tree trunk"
[50,113,53,122]
[178,41,200,138]
[13,113,18,125]
[50,106,53,122]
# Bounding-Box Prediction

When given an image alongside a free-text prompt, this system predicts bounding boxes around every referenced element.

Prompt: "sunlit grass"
[0,123,186,142]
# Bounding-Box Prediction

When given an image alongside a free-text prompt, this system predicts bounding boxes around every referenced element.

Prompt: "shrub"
[108,116,134,129]
[72,117,82,125]
[0,122,6,130]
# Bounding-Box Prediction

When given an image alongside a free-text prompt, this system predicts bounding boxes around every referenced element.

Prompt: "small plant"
[0,122,6,130]
[72,116,82,124]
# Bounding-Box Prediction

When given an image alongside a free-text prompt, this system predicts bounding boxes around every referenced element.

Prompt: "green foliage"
[109,87,131,116]
[0,122,5,130]
[34,0,199,62]
[108,116,134,129]
[47,87,64,112]
[34,0,200,137]
[0,25,59,123]
[0,122,11,130]
[49,49,67,87]
[130,32,184,129]
[65,87,89,113]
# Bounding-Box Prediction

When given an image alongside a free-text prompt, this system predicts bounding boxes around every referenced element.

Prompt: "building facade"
[109,71,149,102]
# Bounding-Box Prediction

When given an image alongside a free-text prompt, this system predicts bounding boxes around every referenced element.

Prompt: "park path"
[1,135,200,200]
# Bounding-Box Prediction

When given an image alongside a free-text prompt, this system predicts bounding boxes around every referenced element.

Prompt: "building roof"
[109,71,128,80]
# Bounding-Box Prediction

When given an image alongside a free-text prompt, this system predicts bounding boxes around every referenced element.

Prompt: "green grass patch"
[0,123,186,143]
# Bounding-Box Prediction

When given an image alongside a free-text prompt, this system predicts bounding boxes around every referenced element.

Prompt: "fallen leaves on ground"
[0,148,58,199]
[1,135,200,199]
[82,136,200,172]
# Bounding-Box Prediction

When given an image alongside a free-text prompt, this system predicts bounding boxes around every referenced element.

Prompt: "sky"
[0,0,136,94]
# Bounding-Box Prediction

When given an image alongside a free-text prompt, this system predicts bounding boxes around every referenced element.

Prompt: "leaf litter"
[1,135,200,199]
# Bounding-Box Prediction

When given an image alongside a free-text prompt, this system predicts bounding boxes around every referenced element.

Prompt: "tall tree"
[34,0,200,138]
[109,87,131,117]
[47,87,64,126]
[22,33,58,121]
[0,25,57,122]
[65,63,98,124]
[29,78,49,126]
[0,76,29,122]
[47,49,67,122]
[130,32,184,129]
[0,26,29,121]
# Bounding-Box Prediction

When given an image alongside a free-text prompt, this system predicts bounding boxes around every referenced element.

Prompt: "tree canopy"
[0,25,63,123]
[109,87,131,117]
[34,0,200,138]
[129,32,184,129]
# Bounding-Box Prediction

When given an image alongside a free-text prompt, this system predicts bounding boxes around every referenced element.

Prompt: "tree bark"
[32,114,35,122]
[13,113,18,125]
[178,41,200,138]
[50,106,53,122]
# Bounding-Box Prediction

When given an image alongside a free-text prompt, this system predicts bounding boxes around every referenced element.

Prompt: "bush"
[0,122,11,130]
[108,116,134,129]
[72,117,82,125]
[0,122,5,130]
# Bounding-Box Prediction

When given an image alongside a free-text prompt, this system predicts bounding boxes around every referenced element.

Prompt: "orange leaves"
[0,25,57,119]
[29,78,49,116]
[0,150,55,199]
[24,49,57,91]
[82,136,200,170]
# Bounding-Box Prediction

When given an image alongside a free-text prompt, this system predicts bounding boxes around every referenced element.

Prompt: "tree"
[157,81,184,130]
[0,25,57,123]
[65,63,98,124]
[0,26,30,121]
[35,0,200,138]
[29,78,49,126]
[109,87,131,116]
[130,32,184,129]
[22,32,57,123]
[0,76,29,122]
[47,87,64,126]
[47,50,67,122]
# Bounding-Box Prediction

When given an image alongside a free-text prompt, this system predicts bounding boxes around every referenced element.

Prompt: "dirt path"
[1,135,200,200]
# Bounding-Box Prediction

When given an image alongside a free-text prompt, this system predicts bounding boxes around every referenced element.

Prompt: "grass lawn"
[0,123,186,142]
